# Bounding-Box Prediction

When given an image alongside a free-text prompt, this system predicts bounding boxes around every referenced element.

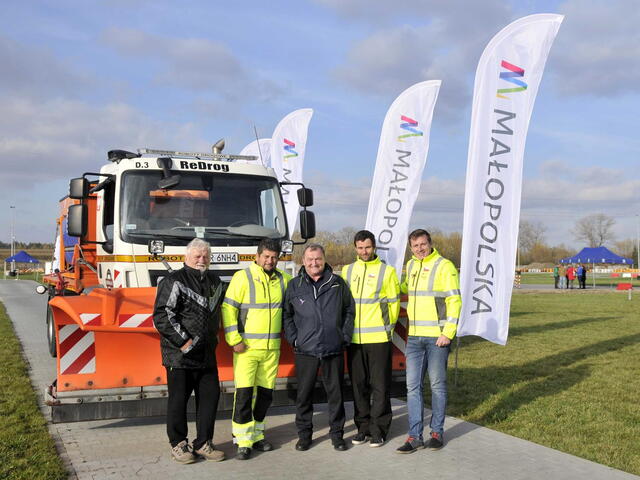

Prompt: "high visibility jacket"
[342,256,400,344]
[401,249,461,339]
[222,262,291,350]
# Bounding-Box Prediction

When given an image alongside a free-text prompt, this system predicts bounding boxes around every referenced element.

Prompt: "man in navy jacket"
[283,243,355,452]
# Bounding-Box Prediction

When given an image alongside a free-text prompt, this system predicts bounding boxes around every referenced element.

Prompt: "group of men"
[554,264,587,289]
[153,228,461,464]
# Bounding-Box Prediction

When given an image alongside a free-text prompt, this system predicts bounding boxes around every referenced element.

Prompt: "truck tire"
[46,304,57,358]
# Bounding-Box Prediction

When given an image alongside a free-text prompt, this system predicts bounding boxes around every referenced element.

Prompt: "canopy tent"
[4,250,40,279]
[4,250,40,264]
[559,246,633,265]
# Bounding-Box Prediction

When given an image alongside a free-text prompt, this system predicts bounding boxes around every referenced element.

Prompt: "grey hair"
[303,243,325,257]
[186,237,211,254]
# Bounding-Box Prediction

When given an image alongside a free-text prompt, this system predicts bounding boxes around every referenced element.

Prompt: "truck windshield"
[120,170,288,246]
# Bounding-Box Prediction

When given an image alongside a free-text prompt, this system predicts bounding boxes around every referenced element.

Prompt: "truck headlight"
[148,240,165,255]
[281,240,293,254]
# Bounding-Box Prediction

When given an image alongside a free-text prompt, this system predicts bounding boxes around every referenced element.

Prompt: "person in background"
[578,264,587,289]
[553,264,560,289]
[567,265,576,289]
[558,264,567,289]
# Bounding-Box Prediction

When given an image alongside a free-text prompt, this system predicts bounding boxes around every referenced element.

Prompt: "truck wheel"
[46,305,57,358]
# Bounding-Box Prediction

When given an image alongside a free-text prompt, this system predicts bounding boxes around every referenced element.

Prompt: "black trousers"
[347,342,392,439]
[295,353,345,442]
[166,366,220,449]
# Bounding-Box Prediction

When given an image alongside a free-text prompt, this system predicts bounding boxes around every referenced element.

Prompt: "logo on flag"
[283,138,298,161]
[496,60,527,99]
[397,115,424,142]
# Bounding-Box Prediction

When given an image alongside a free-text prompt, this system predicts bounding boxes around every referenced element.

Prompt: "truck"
[37,142,408,423]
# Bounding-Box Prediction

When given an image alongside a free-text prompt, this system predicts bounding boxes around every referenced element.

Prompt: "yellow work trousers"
[232,348,280,447]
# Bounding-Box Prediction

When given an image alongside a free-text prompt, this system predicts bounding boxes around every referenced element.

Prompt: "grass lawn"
[449,291,640,475]
[0,303,67,480]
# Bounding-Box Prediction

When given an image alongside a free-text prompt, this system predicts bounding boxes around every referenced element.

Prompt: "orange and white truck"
[38,143,407,423]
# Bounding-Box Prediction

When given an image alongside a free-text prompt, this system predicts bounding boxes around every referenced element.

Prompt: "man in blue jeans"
[396,229,461,454]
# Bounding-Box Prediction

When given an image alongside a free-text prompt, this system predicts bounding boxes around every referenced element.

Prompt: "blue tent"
[4,250,40,264]
[559,246,633,265]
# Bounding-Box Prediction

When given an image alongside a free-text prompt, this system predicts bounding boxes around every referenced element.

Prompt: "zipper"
[357,264,367,343]
[412,259,422,334]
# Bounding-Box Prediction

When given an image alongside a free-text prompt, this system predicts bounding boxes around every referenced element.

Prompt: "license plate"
[210,252,239,264]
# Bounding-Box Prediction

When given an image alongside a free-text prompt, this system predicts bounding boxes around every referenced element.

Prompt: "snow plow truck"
[37,142,408,423]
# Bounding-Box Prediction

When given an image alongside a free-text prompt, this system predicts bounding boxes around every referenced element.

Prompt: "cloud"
[101,27,282,102]
[327,1,511,123]
[0,95,205,187]
[546,0,640,96]
[0,35,91,98]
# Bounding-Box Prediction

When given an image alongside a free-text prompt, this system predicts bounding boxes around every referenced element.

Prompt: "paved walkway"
[1,279,637,480]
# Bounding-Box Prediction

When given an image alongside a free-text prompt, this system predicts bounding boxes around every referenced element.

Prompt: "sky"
[1,0,639,249]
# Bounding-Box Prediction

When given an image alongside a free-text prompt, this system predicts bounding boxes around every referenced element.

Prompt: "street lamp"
[10,205,16,275]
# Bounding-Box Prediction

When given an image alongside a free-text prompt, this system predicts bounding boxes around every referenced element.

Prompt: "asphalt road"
[1,279,637,480]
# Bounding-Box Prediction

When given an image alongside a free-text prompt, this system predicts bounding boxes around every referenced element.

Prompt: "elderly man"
[283,244,355,452]
[222,238,291,460]
[396,229,461,454]
[153,238,225,464]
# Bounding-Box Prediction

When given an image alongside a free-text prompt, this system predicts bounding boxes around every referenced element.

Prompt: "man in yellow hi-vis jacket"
[342,230,400,448]
[222,238,291,460]
[396,229,461,455]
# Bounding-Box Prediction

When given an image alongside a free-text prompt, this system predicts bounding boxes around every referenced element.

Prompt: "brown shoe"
[195,441,225,461]
[171,440,196,464]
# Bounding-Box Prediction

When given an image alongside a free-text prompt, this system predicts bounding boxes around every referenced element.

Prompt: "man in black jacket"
[283,243,355,452]
[153,238,225,464]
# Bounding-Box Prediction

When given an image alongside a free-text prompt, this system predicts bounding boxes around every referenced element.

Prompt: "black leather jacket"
[283,265,354,358]
[153,265,223,369]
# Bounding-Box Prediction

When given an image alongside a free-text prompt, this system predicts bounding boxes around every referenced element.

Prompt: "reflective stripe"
[446,289,461,296]
[354,298,381,304]
[245,268,256,305]
[374,264,387,301]
[224,325,238,333]
[385,296,399,303]
[346,263,355,286]
[410,290,448,298]
[241,332,281,340]
[238,302,283,310]
[412,320,441,327]
[426,257,444,292]
[357,325,393,333]
[224,297,241,308]
[446,316,459,325]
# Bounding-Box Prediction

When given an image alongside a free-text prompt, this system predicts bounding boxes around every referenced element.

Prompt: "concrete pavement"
[1,279,637,480]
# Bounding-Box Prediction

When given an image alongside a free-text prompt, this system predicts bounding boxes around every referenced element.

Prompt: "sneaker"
[395,437,424,454]
[351,432,370,445]
[295,438,312,451]
[332,438,347,451]
[252,439,273,452]
[171,440,196,464]
[425,431,444,450]
[236,447,251,460]
[194,441,225,462]
[369,435,384,448]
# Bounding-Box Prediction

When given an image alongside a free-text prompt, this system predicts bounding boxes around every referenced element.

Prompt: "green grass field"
[0,303,67,480]
[448,291,640,475]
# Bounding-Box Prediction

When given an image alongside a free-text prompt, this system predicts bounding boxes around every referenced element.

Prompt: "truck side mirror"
[297,188,314,207]
[69,178,88,199]
[299,210,316,240]
[67,204,87,237]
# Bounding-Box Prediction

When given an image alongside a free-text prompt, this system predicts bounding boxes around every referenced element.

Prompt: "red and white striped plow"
[58,324,96,375]
[118,313,154,328]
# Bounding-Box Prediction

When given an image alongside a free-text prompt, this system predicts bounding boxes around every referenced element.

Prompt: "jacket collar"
[250,261,281,280]
[354,255,381,266]
[183,264,207,280]
[298,264,333,284]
